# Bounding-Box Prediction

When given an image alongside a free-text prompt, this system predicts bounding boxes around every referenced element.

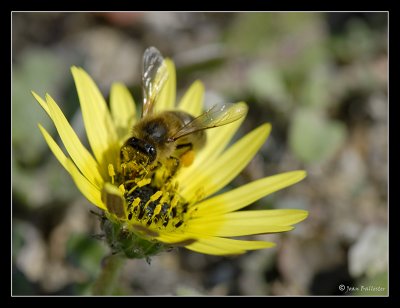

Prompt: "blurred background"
[12,12,388,296]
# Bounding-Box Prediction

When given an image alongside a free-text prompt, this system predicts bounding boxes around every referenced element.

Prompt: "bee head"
[120,137,157,165]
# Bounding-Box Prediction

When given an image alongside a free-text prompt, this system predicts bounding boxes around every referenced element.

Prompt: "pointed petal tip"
[70,66,87,79]
[70,65,80,72]
[177,79,205,116]
[290,170,307,183]
[250,122,272,140]
[70,66,79,77]
[235,101,249,110]
[163,58,174,66]
[44,92,53,102]
[298,170,307,178]
[267,241,277,248]
[261,122,272,132]
[31,90,39,97]
[189,80,205,96]
[297,209,309,221]
[70,62,119,168]
[37,123,45,131]
[193,79,205,88]
[253,122,272,142]
[285,226,295,232]
[163,58,176,77]
[111,82,124,89]
[282,209,309,225]
[257,241,276,249]
[189,80,205,95]
[32,91,50,114]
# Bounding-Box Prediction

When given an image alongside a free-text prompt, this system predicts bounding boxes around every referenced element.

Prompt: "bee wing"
[142,47,169,117]
[169,102,248,141]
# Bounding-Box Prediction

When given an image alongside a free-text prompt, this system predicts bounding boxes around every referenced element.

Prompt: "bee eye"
[145,144,157,161]
[127,137,139,148]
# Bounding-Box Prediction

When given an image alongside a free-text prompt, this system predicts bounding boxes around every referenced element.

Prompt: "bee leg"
[172,156,181,173]
[89,209,104,218]
[92,233,106,241]
[163,156,180,183]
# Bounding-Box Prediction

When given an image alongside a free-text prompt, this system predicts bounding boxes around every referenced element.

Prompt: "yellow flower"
[32,56,307,257]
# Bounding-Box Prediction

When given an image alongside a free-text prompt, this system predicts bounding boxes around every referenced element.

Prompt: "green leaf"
[299,65,334,109]
[247,64,292,113]
[12,48,67,166]
[289,108,346,164]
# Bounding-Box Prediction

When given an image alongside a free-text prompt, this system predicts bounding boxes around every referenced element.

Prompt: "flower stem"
[92,254,125,295]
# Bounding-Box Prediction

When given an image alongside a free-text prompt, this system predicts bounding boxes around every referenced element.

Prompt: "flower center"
[124,179,189,232]
[108,162,192,233]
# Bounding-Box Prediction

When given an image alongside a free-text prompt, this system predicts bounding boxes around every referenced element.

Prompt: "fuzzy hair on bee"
[119,47,248,181]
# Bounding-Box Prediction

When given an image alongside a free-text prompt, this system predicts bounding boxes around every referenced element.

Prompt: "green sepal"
[101,214,170,260]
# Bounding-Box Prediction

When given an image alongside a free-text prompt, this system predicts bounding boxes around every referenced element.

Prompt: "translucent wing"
[169,102,248,141]
[141,47,169,117]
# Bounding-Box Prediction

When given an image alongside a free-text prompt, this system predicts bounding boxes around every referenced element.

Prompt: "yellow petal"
[45,94,103,188]
[38,124,105,210]
[66,159,106,210]
[154,59,176,113]
[177,102,246,184]
[187,209,308,237]
[180,123,271,200]
[156,232,197,245]
[221,210,309,226]
[31,91,50,116]
[110,83,136,143]
[195,171,307,216]
[188,223,293,237]
[177,80,204,117]
[38,124,73,174]
[185,236,275,256]
[71,66,119,171]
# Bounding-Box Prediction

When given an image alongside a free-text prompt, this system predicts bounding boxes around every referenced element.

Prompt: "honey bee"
[120,47,248,180]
